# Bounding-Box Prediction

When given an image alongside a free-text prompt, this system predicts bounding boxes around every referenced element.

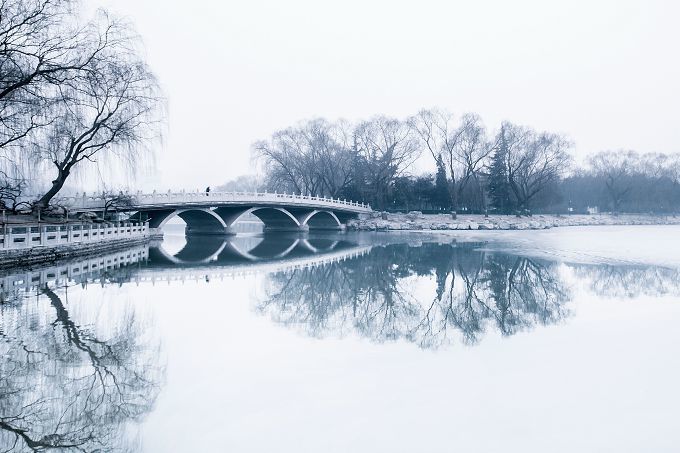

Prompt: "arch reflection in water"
[147,234,348,266]
[257,241,572,348]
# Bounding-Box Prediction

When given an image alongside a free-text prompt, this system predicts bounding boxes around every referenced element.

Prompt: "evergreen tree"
[433,155,451,210]
[488,127,513,213]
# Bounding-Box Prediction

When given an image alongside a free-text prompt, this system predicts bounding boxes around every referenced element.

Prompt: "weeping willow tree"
[31,14,163,211]
[0,0,163,213]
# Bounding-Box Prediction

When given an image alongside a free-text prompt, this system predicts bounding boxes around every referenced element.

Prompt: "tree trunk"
[449,181,458,219]
[475,174,488,217]
[35,169,69,212]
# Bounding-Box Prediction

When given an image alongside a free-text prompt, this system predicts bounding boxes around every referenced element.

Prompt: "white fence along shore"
[1,222,148,251]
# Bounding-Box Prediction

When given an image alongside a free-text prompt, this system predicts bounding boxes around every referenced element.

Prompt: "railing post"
[3,224,9,249]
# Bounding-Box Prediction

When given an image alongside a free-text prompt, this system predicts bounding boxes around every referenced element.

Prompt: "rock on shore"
[346,212,680,232]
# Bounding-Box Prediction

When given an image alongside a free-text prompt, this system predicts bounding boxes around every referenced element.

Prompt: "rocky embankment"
[347,212,680,232]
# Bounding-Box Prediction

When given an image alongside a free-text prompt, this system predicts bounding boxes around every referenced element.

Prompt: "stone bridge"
[56,191,372,235]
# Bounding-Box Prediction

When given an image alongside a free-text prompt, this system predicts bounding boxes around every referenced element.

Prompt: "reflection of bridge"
[55,191,372,236]
[0,236,371,297]
[149,235,360,265]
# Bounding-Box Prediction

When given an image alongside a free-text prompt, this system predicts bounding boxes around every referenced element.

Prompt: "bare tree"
[503,122,572,213]
[409,110,492,217]
[0,0,118,155]
[28,14,162,211]
[452,113,493,215]
[0,179,25,212]
[0,2,163,212]
[663,153,680,184]
[0,167,28,212]
[408,108,452,163]
[353,115,420,210]
[101,190,134,220]
[253,118,356,197]
[587,150,640,212]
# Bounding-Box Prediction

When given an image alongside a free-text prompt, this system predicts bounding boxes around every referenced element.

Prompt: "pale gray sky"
[92,0,680,191]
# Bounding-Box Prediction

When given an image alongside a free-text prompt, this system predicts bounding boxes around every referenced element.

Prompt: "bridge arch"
[298,210,343,230]
[147,208,229,235]
[215,206,304,233]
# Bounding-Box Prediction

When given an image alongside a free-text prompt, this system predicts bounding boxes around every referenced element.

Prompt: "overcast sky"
[92,0,679,191]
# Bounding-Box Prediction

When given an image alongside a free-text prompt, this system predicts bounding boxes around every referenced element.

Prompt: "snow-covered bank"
[347,212,680,231]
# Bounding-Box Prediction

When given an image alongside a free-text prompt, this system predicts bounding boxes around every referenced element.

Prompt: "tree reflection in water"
[3,235,677,449]
[257,242,571,348]
[570,264,680,299]
[0,285,163,452]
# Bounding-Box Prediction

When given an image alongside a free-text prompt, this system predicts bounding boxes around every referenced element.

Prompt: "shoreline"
[0,236,152,270]
[347,213,680,231]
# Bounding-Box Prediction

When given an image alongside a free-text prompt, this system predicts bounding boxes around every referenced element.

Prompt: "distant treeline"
[249,110,680,214]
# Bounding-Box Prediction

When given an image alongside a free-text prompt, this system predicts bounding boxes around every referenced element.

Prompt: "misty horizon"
[80,0,680,191]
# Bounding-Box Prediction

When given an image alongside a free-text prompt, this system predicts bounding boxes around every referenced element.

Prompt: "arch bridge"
[59,191,372,236]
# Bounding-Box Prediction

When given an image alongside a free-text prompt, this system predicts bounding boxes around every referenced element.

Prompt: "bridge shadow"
[147,233,356,268]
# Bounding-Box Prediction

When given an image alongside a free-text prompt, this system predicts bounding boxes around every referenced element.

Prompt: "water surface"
[1,226,679,452]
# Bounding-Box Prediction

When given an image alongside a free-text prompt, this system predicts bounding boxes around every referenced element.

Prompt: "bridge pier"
[185,226,236,236]
[262,224,310,233]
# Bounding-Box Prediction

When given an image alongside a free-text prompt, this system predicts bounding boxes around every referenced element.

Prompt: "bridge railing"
[1,222,148,251]
[37,191,372,211]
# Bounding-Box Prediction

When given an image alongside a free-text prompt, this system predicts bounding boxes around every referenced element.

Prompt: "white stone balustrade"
[36,191,373,212]
[1,222,148,250]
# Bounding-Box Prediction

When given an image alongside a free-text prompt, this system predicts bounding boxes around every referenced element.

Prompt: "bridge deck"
[46,191,372,213]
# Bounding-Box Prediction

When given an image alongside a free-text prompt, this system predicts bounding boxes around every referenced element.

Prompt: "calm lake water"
[1,226,680,452]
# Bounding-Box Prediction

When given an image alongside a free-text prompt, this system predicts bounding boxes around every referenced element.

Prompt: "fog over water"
[1,226,679,452]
